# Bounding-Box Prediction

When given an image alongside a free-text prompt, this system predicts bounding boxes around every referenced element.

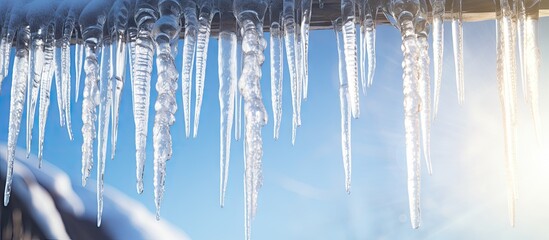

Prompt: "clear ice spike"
[342,0,360,119]
[54,45,66,127]
[112,33,128,159]
[270,24,284,140]
[389,0,423,227]
[75,40,84,102]
[431,0,445,117]
[417,26,432,175]
[181,6,198,138]
[452,0,464,104]
[38,27,56,166]
[401,26,421,230]
[334,19,352,194]
[81,44,100,186]
[193,4,215,138]
[152,0,181,217]
[283,0,299,144]
[524,4,542,145]
[61,33,74,140]
[218,29,238,207]
[517,0,527,101]
[132,29,155,194]
[97,42,113,226]
[152,42,179,219]
[495,2,518,226]
[26,37,45,158]
[301,0,312,100]
[237,17,268,240]
[365,23,376,88]
[4,27,31,206]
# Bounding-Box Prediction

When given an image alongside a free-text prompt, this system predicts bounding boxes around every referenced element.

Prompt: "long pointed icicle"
[283,0,299,144]
[97,40,113,226]
[270,1,284,140]
[26,29,46,158]
[79,1,108,187]
[132,0,157,194]
[431,0,445,117]
[54,43,66,127]
[365,13,377,88]
[75,30,84,102]
[301,0,312,100]
[359,0,377,90]
[295,25,303,125]
[218,9,237,207]
[237,16,268,240]
[390,0,422,229]
[110,0,131,159]
[517,0,527,101]
[416,12,432,175]
[62,18,75,141]
[181,4,198,138]
[342,0,360,119]
[193,0,215,137]
[524,1,542,145]
[38,24,56,166]
[152,0,180,218]
[218,0,238,208]
[452,0,464,104]
[334,19,352,194]
[4,27,31,206]
[496,0,518,227]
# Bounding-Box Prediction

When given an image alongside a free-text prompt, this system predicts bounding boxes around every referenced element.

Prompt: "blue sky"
[1,18,549,239]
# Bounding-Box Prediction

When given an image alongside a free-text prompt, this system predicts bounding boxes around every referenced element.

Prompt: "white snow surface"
[0,144,190,240]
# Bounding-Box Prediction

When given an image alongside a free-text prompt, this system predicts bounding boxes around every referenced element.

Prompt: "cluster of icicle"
[0,0,544,238]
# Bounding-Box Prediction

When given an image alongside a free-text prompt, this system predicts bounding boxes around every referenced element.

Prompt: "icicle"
[193,0,216,137]
[75,30,84,102]
[218,0,238,208]
[62,17,75,141]
[334,18,352,194]
[181,4,198,138]
[240,20,268,240]
[359,0,378,90]
[341,0,360,119]
[4,26,31,206]
[234,0,269,237]
[235,87,242,141]
[452,0,464,104]
[283,0,299,144]
[0,37,7,89]
[97,40,113,226]
[431,0,445,117]
[301,0,312,100]
[0,11,14,90]
[517,0,527,101]
[110,0,131,160]
[0,10,9,85]
[270,0,284,140]
[152,0,180,218]
[54,43,66,127]
[416,10,432,175]
[26,28,46,158]
[388,0,422,229]
[38,24,56,166]
[524,1,542,145]
[495,0,518,227]
[132,1,157,194]
[127,21,137,103]
[79,0,108,187]
[295,23,303,126]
